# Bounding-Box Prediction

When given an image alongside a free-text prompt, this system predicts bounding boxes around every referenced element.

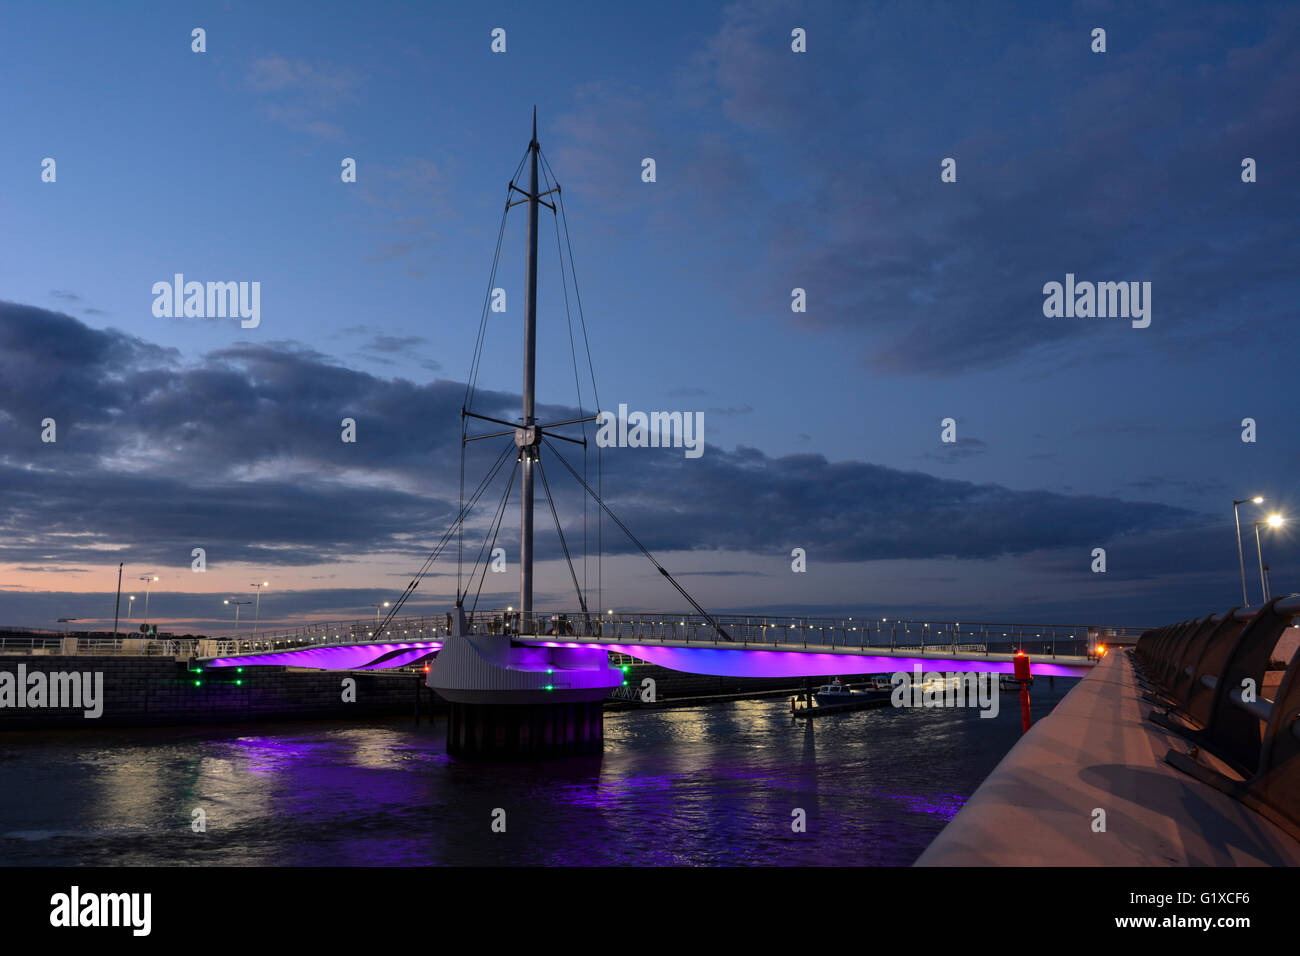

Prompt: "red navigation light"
[423,665,430,673]
[1013,652,1032,682]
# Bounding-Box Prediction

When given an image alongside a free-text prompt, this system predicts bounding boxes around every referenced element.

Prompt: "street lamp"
[126,595,136,621]
[250,581,268,631]
[224,598,252,629]
[1253,514,1285,602]
[1232,502,1263,606]
[56,618,79,635]
[139,574,159,625]
[369,601,391,624]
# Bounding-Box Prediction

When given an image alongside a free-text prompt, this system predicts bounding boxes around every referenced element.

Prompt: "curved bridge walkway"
[197,610,1128,677]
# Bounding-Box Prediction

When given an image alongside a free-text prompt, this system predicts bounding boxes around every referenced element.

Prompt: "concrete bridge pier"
[445,699,605,758]
[430,608,621,759]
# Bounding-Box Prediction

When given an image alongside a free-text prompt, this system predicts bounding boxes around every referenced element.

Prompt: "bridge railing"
[0,636,204,657]
[211,609,1146,660]
[460,610,1138,660]
[1135,596,1300,840]
[210,615,451,658]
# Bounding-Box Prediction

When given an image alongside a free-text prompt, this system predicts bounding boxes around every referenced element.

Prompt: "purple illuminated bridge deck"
[200,611,1114,677]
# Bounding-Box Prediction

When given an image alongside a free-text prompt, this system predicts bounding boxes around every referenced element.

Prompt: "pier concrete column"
[446,701,605,759]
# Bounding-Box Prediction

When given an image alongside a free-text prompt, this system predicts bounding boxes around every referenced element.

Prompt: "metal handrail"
[205,608,1144,660]
[0,636,203,657]
[0,608,1153,659]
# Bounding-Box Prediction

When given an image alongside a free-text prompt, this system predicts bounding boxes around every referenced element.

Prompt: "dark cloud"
[361,334,430,354]
[918,438,989,464]
[0,302,1210,573]
[1122,475,1231,497]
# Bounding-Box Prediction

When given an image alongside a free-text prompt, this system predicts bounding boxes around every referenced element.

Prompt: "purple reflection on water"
[884,792,967,820]
[0,678,1082,865]
[226,733,323,778]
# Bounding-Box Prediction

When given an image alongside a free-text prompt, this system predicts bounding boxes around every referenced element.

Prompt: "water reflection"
[0,680,1075,866]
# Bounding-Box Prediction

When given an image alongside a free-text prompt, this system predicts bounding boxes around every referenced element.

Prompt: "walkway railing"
[1135,595,1300,840]
[211,615,452,657]
[0,636,203,657]
[210,609,1147,660]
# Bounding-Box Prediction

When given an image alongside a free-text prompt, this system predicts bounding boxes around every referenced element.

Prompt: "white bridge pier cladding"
[428,611,623,758]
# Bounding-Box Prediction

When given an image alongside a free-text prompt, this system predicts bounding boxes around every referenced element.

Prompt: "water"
[0,680,1076,866]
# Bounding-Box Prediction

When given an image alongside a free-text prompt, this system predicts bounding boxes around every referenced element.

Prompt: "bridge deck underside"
[206,642,441,670]
[200,637,1092,677]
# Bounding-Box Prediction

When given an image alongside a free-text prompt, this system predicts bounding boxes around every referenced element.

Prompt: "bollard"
[1014,651,1033,732]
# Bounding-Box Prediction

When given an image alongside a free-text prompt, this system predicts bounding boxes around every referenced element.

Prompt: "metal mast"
[519,108,540,626]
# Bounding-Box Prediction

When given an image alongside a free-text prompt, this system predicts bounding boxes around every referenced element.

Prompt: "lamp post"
[139,574,159,625]
[112,562,122,639]
[369,601,391,625]
[224,599,252,629]
[250,581,268,631]
[1253,514,1284,602]
[126,595,136,621]
[1233,496,1264,606]
[56,618,79,635]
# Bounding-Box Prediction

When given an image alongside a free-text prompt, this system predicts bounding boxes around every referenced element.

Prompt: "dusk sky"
[1,0,1297,633]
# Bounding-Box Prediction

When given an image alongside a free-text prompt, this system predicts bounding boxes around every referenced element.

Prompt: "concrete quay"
[916,649,1300,866]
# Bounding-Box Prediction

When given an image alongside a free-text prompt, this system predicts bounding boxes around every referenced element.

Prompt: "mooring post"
[1014,651,1032,732]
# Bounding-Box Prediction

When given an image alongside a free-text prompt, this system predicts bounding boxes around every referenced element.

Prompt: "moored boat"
[814,676,894,707]
[814,679,859,706]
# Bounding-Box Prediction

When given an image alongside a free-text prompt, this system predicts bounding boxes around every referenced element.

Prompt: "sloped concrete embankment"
[915,650,1300,866]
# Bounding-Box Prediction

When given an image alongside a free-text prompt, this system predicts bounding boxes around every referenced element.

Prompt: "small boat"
[999,674,1033,691]
[814,676,895,707]
[814,679,861,706]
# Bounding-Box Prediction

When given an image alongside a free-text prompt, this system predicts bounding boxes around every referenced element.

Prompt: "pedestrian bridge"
[199,610,1122,678]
